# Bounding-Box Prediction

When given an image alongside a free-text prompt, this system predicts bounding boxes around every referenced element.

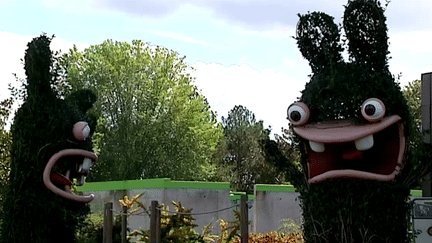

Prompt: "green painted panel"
[410,190,422,197]
[78,179,421,197]
[230,192,254,201]
[166,180,230,189]
[125,178,170,189]
[77,178,230,192]
[77,178,169,192]
[77,180,128,192]
[255,184,296,192]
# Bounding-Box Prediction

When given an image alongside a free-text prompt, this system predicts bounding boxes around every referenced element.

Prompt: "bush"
[75,213,128,243]
[230,232,303,243]
[226,217,304,243]
[75,214,103,243]
[121,193,305,243]
[126,199,214,243]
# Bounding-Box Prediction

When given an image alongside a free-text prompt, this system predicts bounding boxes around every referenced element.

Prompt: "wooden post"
[121,206,128,243]
[241,195,249,243]
[103,202,113,243]
[150,200,161,243]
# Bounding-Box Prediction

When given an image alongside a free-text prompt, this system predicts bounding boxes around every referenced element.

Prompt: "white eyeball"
[287,102,310,126]
[73,121,90,141]
[361,98,386,122]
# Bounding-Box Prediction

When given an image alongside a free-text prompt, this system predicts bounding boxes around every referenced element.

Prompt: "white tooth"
[82,158,93,174]
[76,175,86,186]
[309,141,325,153]
[355,135,374,151]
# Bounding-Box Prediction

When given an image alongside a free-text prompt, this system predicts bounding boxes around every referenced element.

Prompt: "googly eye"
[361,98,385,122]
[73,121,90,141]
[287,102,310,126]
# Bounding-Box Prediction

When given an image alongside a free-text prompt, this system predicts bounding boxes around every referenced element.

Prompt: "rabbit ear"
[343,0,388,70]
[295,12,343,74]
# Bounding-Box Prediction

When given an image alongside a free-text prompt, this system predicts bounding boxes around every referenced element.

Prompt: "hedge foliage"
[275,0,432,242]
[0,34,96,242]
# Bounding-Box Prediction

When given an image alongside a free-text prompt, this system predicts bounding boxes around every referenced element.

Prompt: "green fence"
[78,178,230,192]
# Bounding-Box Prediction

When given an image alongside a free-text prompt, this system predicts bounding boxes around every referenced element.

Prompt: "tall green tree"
[58,40,222,181]
[263,128,305,187]
[214,105,284,193]
[0,97,13,230]
[403,79,421,133]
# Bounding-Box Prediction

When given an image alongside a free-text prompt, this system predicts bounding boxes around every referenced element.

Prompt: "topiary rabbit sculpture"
[265,1,427,242]
[0,34,97,243]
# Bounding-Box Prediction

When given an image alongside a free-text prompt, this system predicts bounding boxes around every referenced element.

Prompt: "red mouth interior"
[50,171,72,186]
[306,123,400,179]
[51,155,88,186]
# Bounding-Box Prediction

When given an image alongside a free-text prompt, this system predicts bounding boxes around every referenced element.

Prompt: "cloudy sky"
[1,0,432,137]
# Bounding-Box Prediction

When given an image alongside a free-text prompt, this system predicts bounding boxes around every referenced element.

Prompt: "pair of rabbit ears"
[295,0,389,73]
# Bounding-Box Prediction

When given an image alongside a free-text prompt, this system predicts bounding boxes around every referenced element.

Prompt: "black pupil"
[365,104,376,116]
[291,111,301,122]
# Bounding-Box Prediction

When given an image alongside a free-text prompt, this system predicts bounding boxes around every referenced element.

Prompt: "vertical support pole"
[423,173,432,197]
[422,72,432,144]
[150,200,161,243]
[121,206,128,243]
[241,195,249,243]
[422,72,432,197]
[253,185,258,233]
[103,202,113,243]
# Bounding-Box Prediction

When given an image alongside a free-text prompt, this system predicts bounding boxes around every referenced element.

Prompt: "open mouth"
[43,149,98,203]
[293,115,405,184]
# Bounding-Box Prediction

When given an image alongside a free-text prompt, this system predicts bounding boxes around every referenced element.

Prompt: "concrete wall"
[162,187,233,233]
[253,184,302,233]
[78,179,423,235]
[78,179,234,234]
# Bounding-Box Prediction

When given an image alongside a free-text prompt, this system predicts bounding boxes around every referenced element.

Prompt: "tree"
[263,128,305,188]
[214,105,284,193]
[403,79,421,132]
[58,40,223,181]
[402,79,432,189]
[0,34,95,243]
[274,128,301,169]
[0,97,13,230]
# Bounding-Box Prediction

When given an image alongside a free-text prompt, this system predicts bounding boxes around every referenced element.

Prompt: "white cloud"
[93,0,183,17]
[422,65,432,74]
[0,32,90,100]
[385,0,432,32]
[283,59,296,68]
[50,37,91,53]
[132,29,226,50]
[93,0,432,39]
[388,30,432,87]
[0,32,33,128]
[389,31,432,53]
[40,0,96,13]
[0,0,17,6]
[192,62,303,137]
[92,0,346,32]
[0,31,90,128]
[213,20,295,40]
[0,32,32,100]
